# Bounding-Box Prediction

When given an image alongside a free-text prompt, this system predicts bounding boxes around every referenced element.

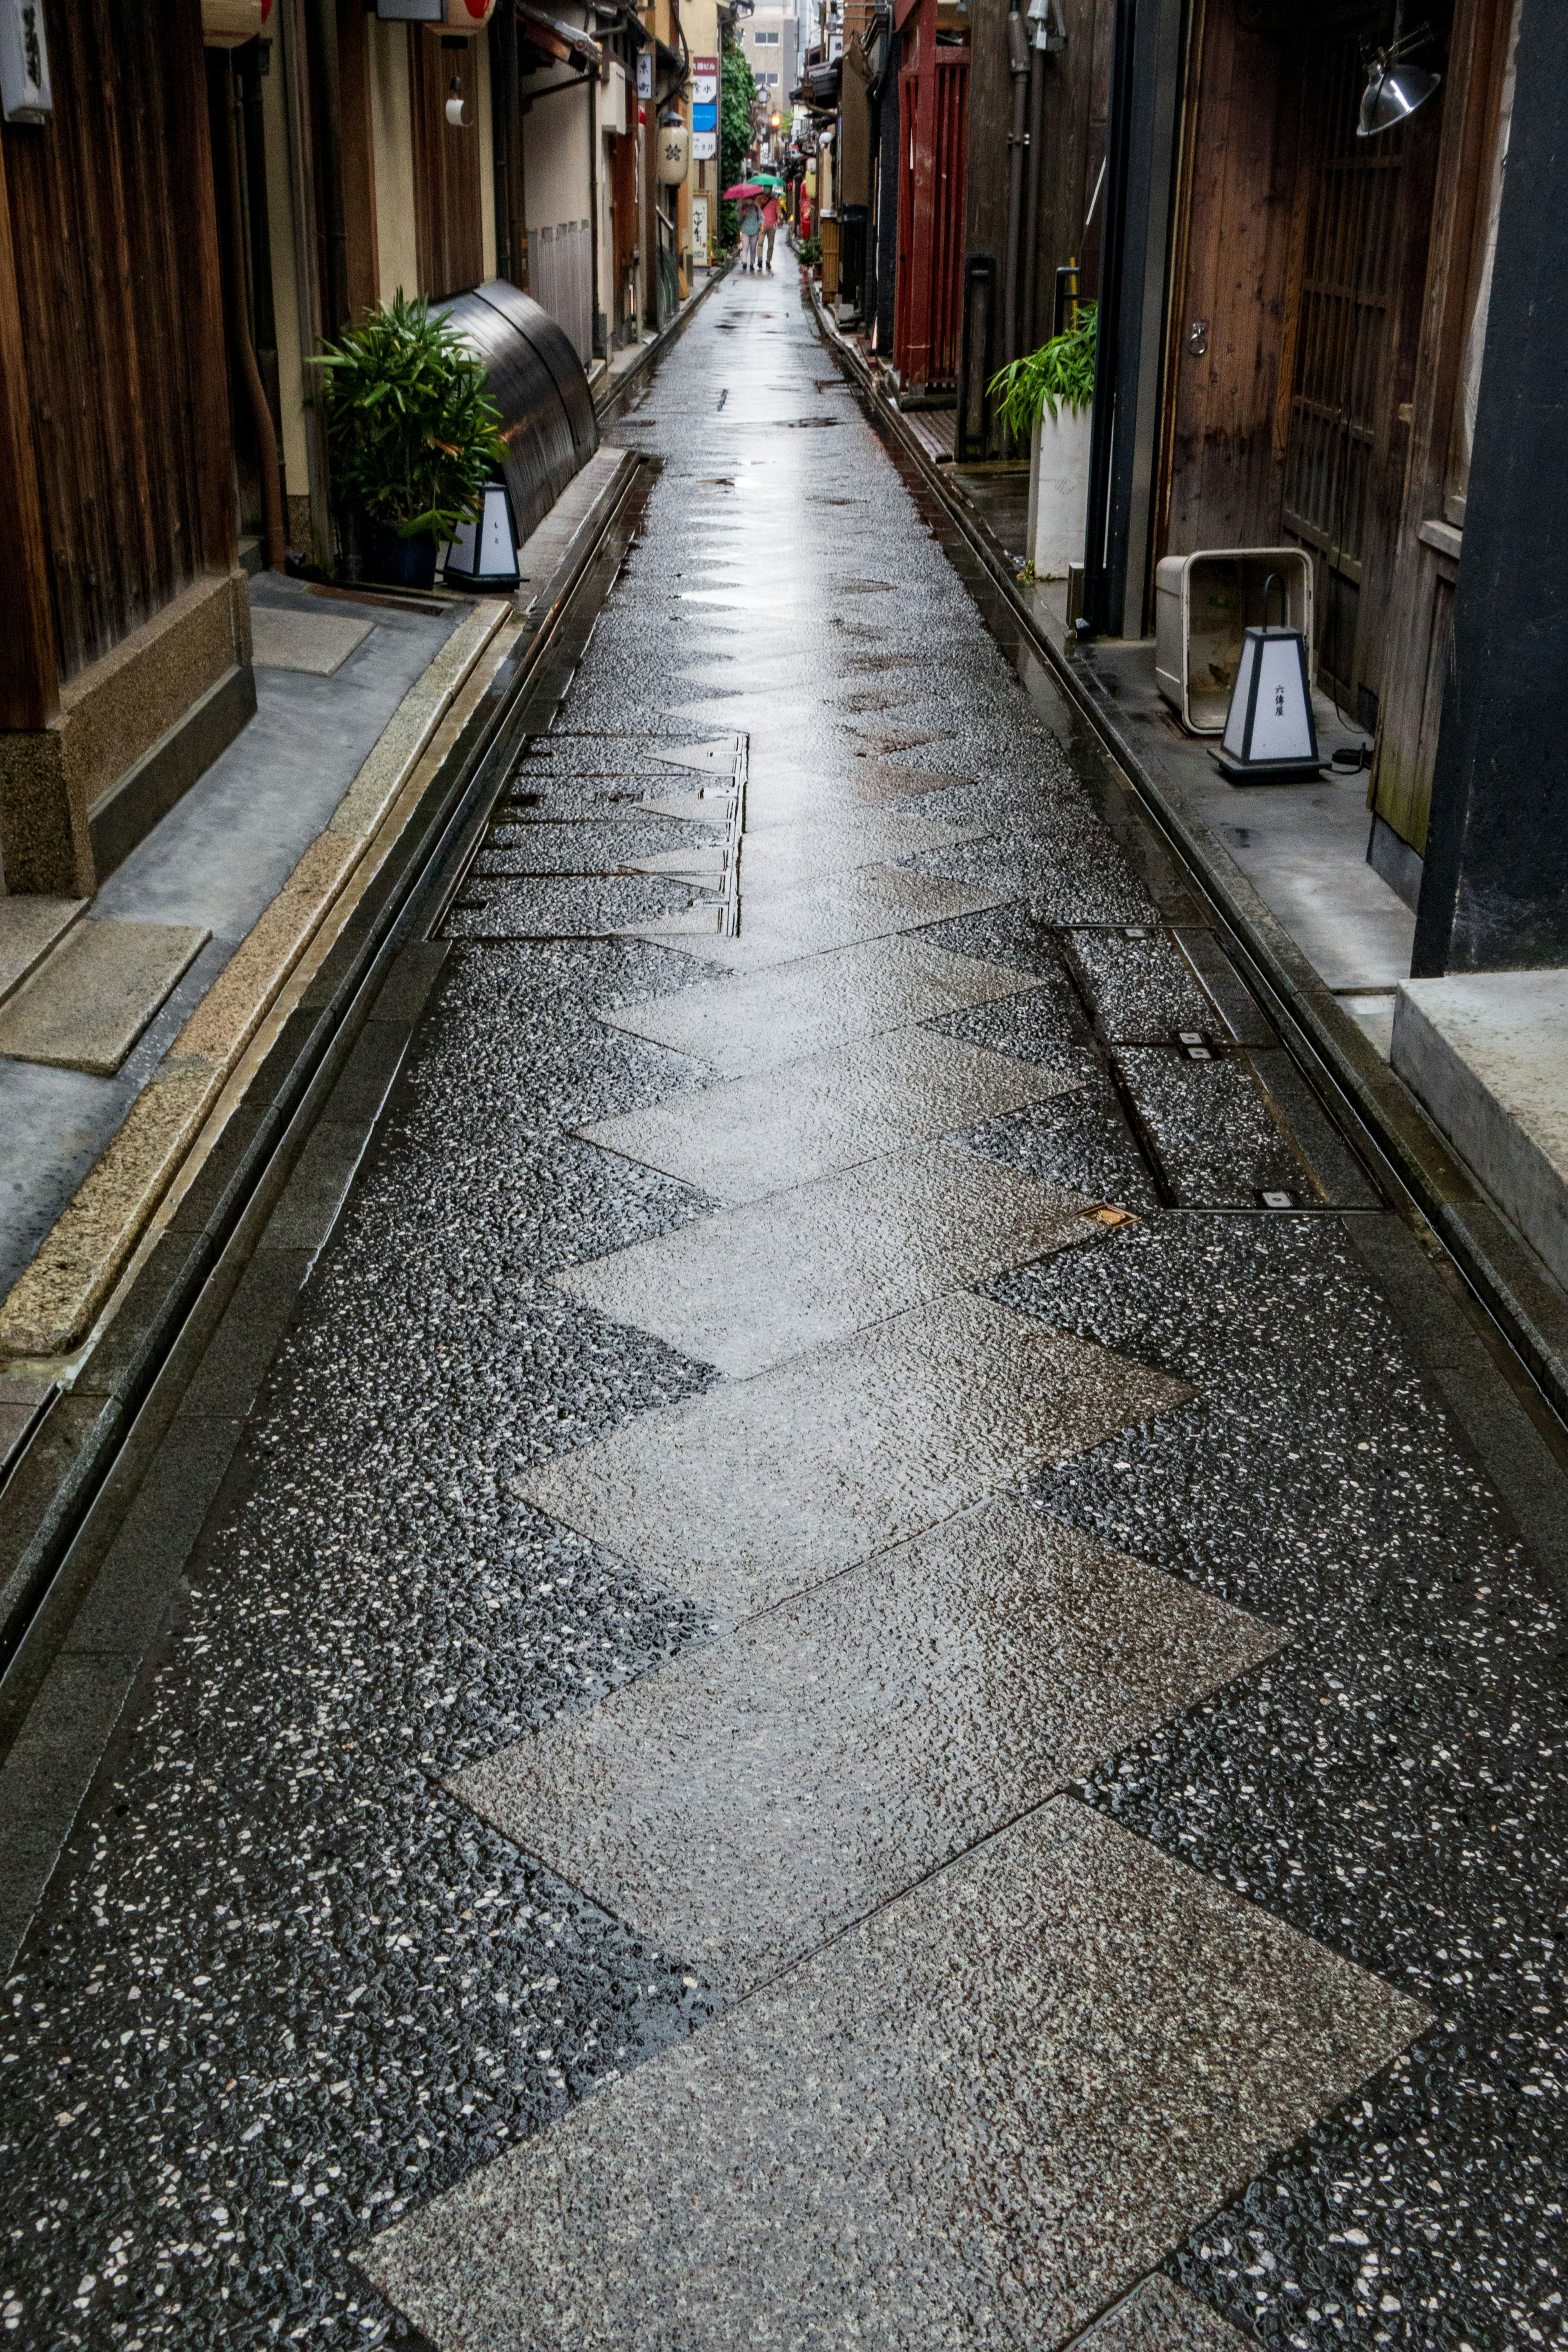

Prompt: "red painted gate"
[893,0,969,391]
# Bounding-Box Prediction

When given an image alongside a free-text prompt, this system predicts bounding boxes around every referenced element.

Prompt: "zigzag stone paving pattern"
[2,259,1564,2352]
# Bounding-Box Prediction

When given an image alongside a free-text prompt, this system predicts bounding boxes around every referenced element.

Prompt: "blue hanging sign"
[693,99,717,131]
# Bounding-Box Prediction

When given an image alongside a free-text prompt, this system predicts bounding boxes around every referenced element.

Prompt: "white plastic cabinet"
[1154,548,1314,735]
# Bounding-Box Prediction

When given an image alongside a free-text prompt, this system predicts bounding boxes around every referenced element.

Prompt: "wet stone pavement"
[4,262,1568,2351]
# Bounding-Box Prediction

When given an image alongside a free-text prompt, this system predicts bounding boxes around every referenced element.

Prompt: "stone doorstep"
[0,898,87,1010]
[0,597,515,1365]
[0,920,210,1078]
[1393,971,1568,1294]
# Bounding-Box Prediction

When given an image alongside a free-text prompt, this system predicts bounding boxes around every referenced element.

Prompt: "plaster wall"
[523,69,594,230]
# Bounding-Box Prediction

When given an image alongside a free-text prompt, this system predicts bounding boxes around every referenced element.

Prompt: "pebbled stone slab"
[0,919,210,1077]
[455,1502,1284,1988]
[364,1800,1428,2352]
[553,1140,1094,1375]
[523,1289,1192,1619]
[249,606,371,676]
[1064,926,1218,1043]
[579,1026,1072,1203]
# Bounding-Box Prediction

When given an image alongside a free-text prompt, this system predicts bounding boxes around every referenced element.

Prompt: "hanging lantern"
[1211,573,1323,784]
[203,0,272,47]
[656,115,691,185]
[442,0,497,24]
[444,481,522,593]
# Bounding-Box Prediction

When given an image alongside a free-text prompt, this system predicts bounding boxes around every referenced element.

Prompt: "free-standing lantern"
[444,480,522,593]
[1211,574,1323,784]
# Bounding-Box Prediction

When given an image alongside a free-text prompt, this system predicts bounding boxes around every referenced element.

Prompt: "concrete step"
[1394,969,1568,1288]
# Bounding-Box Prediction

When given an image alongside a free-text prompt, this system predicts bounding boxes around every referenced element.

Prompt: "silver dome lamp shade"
[1358,14,1441,138]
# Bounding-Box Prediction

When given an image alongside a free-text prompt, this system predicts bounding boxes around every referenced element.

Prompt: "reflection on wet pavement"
[454,1501,1285,1987]
[10,260,1555,2352]
[367,1802,1425,2351]
[363,263,1448,2348]
[552,1140,1093,1374]
[525,1290,1191,1619]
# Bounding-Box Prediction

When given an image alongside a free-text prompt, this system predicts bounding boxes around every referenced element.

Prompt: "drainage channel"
[0,462,655,1955]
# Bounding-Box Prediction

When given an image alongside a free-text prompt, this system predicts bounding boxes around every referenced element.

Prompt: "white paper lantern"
[444,482,521,592]
[656,119,691,185]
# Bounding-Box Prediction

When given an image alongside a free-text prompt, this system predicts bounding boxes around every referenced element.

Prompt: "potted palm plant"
[310,293,508,592]
[989,303,1097,582]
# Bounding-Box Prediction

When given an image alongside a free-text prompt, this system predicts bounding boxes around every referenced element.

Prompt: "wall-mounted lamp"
[446,71,469,125]
[1357,9,1440,137]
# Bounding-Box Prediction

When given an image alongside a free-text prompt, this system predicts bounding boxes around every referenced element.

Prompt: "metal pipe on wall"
[1078,0,1136,638]
[1003,1,1029,363]
[224,60,287,570]
[1020,30,1044,351]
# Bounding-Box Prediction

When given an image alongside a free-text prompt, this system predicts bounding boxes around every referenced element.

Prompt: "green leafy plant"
[309,293,507,541]
[797,233,822,271]
[988,303,1098,435]
[719,35,757,250]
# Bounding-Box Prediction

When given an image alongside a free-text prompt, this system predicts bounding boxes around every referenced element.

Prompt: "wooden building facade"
[0,0,630,904]
[0,0,247,898]
[958,0,1520,900]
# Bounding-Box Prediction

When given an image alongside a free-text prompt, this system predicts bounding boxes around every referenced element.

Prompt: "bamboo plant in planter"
[310,294,507,592]
[989,303,1097,582]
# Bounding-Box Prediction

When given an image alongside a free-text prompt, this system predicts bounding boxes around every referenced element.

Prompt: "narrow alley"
[4,263,1566,2352]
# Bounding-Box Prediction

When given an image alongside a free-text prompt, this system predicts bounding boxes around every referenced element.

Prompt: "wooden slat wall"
[1027,0,1113,341]
[1159,2,1304,559]
[410,28,485,301]
[2,0,232,686]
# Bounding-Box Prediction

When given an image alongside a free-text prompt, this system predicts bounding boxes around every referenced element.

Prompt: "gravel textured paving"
[2,257,1565,2352]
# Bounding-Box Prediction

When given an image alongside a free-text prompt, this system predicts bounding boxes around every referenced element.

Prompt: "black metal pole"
[1413,0,1568,973]
[1077,0,1135,640]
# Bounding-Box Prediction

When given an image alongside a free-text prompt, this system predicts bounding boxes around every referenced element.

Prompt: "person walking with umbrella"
[739,192,762,270]
[760,186,781,272]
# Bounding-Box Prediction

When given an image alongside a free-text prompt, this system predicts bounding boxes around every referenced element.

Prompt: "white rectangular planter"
[1026,403,1092,581]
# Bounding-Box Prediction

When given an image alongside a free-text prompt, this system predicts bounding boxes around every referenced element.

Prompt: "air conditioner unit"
[1155,547,1314,736]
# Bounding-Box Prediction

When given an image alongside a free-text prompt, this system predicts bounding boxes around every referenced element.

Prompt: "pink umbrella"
[723,181,766,200]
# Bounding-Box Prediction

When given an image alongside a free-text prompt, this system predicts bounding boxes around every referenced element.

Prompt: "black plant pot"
[365,522,439,592]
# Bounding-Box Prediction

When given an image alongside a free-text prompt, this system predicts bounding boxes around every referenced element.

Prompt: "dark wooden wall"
[963,0,1113,363]
[1157,0,1303,559]
[410,29,485,300]
[3,0,233,687]
[338,0,383,322]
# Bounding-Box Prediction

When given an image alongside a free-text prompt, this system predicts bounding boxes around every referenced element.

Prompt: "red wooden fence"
[894,0,969,391]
